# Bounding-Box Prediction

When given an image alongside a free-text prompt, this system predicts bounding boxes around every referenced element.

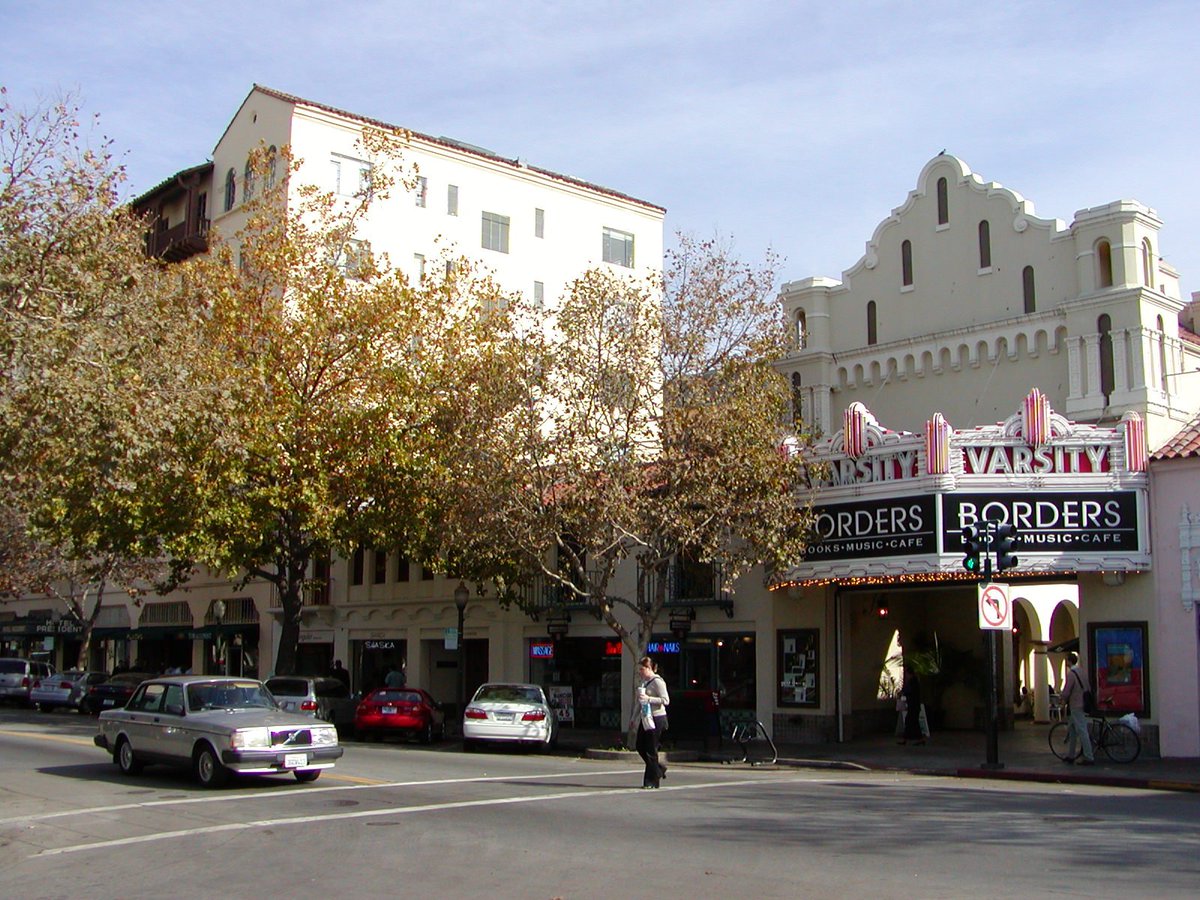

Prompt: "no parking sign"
[978,582,1012,631]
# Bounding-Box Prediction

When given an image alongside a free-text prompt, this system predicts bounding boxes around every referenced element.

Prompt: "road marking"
[0,768,645,825]
[34,775,815,858]
[0,728,95,748]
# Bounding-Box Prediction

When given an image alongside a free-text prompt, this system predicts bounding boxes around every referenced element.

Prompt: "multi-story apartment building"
[3,86,665,722]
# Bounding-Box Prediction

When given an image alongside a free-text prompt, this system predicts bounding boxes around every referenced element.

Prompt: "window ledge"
[935,223,950,232]
[978,266,993,276]
[901,284,915,293]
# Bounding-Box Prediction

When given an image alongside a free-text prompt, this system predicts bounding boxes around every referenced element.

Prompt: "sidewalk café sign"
[783,390,1149,584]
[978,582,1012,631]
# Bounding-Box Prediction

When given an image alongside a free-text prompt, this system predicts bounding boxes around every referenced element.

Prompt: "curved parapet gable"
[843,154,1070,284]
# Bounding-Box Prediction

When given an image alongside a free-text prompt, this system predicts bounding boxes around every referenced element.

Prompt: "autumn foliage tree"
[438,236,817,697]
[176,135,525,676]
[0,89,213,666]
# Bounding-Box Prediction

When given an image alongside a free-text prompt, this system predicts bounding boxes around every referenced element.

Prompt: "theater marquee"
[786,390,1150,582]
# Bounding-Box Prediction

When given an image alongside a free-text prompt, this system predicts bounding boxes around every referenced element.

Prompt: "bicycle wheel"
[1100,722,1141,763]
[1048,721,1074,760]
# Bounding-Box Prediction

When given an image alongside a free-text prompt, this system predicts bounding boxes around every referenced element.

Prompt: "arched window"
[791,373,803,427]
[1142,238,1153,287]
[266,146,278,190]
[223,169,236,212]
[867,301,878,345]
[936,177,948,225]
[1096,239,1113,288]
[978,221,991,269]
[794,309,807,349]
[1022,266,1036,313]
[1098,314,1114,401]
[901,241,913,287]
[243,158,255,201]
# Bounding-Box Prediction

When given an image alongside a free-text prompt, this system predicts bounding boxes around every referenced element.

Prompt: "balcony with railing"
[147,217,210,261]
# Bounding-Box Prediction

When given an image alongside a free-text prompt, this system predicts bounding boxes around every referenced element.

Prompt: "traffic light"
[994,523,1019,572]
[961,525,983,575]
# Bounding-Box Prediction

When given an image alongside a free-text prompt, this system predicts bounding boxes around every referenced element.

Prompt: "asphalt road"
[1,708,1198,899]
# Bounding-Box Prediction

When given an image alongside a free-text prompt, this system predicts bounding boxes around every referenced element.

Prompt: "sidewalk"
[565,721,1200,794]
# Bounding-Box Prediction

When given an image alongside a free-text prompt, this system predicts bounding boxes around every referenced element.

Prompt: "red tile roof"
[250,85,666,214]
[1152,413,1200,460]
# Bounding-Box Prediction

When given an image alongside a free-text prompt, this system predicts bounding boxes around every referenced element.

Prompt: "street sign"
[443,627,459,650]
[978,582,1012,630]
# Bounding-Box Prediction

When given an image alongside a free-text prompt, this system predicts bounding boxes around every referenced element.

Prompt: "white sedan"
[462,683,558,751]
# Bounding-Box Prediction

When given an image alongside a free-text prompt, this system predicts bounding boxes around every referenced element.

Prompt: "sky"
[4,0,1200,298]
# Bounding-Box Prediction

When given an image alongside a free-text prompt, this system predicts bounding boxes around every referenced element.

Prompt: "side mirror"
[165,703,185,716]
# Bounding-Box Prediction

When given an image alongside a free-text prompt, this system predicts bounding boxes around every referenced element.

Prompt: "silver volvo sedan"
[94,675,344,787]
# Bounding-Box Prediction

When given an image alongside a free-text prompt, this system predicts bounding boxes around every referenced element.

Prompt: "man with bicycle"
[1060,651,1095,765]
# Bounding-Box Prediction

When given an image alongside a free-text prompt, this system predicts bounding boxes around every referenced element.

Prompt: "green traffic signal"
[961,525,982,574]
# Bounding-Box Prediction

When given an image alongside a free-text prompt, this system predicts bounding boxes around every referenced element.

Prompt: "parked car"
[0,658,55,706]
[80,672,153,715]
[355,687,446,743]
[94,675,343,787]
[30,670,108,712]
[265,676,357,731]
[462,683,558,751]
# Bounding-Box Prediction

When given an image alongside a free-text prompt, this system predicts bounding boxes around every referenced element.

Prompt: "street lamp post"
[454,582,469,718]
[212,599,228,676]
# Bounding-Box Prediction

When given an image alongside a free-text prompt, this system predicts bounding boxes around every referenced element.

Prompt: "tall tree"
[177,135,524,676]
[439,236,817,701]
[0,89,211,666]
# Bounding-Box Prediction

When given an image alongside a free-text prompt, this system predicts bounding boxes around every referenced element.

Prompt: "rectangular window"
[447,184,458,216]
[482,211,510,253]
[331,155,371,197]
[533,280,544,310]
[373,550,388,584]
[414,253,426,280]
[420,564,435,581]
[602,227,634,267]
[340,239,371,280]
[535,208,545,238]
[351,547,365,586]
[396,556,410,582]
[415,176,428,208]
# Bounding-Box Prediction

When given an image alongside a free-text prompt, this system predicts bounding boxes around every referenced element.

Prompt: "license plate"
[283,753,307,769]
[102,699,115,706]
[494,712,514,722]
[382,706,396,714]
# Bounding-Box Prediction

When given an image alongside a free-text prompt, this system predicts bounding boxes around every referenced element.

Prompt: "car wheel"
[116,737,144,775]
[294,770,321,783]
[420,722,433,745]
[194,744,229,788]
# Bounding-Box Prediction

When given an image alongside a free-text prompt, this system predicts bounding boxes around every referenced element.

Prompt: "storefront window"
[528,637,622,729]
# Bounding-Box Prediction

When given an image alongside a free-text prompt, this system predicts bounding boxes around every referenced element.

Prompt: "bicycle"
[1048,698,1141,763]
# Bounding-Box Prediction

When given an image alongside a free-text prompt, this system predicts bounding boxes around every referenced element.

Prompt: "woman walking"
[630,656,670,788]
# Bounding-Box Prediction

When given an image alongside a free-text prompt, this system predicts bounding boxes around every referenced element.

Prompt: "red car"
[355,687,445,743]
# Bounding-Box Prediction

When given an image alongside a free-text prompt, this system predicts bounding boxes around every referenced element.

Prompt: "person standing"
[385,659,407,688]
[630,656,670,789]
[1060,651,1095,765]
[330,659,351,690]
[898,663,925,745]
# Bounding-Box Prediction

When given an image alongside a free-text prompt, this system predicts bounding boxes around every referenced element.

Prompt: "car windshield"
[188,681,278,711]
[474,685,542,704]
[0,660,25,674]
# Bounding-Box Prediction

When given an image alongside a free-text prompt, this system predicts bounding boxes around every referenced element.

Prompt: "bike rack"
[730,719,778,766]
